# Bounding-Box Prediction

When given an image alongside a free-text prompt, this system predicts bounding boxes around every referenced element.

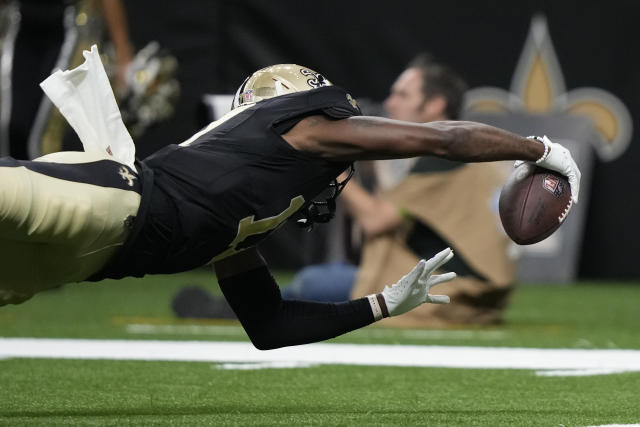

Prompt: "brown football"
[499,163,573,245]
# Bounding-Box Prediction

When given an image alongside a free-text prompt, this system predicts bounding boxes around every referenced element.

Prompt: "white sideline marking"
[585,425,640,427]
[124,323,507,341]
[216,361,318,370]
[126,324,246,336]
[535,368,633,377]
[1,338,640,376]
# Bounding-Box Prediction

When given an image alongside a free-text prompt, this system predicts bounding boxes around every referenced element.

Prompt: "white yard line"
[585,425,640,427]
[216,361,318,370]
[1,338,640,376]
[369,328,508,340]
[125,323,246,336]
[124,323,507,341]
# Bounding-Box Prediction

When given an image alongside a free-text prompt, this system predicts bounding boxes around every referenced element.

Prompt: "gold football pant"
[0,151,141,306]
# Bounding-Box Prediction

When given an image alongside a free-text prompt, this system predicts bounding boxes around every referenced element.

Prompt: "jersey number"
[212,195,305,261]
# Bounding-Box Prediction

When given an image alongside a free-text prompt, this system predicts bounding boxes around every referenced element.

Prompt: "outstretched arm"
[284,116,543,162]
[214,248,376,350]
[213,247,456,350]
[283,116,580,201]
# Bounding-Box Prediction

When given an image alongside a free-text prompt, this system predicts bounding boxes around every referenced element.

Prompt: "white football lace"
[558,198,573,223]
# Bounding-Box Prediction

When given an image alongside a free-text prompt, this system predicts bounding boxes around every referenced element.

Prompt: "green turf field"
[1,270,639,426]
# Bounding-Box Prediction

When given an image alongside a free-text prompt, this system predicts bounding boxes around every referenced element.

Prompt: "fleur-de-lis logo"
[300,68,330,88]
[118,166,136,187]
[346,93,359,110]
[464,15,632,162]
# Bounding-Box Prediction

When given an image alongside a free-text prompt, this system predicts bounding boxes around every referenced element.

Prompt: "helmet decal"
[242,89,254,103]
[300,68,329,89]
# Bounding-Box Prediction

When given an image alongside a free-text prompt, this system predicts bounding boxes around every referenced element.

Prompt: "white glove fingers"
[568,158,581,203]
[399,259,426,283]
[538,136,581,204]
[424,247,453,271]
[429,272,457,287]
[569,174,579,203]
[443,250,454,265]
[433,249,455,272]
[428,295,450,305]
[412,259,428,278]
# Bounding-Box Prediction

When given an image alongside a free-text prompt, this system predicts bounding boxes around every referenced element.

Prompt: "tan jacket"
[351,163,515,327]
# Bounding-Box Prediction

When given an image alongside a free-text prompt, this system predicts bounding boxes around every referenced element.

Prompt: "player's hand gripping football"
[516,135,581,203]
[381,247,457,317]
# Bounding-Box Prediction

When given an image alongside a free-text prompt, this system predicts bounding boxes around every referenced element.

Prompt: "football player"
[0,64,580,350]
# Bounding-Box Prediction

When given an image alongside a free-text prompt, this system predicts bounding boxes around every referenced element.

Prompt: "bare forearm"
[102,0,133,60]
[101,0,133,91]
[289,116,545,163]
[340,180,375,219]
[368,119,545,162]
[340,179,402,236]
[426,121,544,163]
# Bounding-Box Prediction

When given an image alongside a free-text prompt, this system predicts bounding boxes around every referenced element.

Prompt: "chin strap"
[297,164,355,230]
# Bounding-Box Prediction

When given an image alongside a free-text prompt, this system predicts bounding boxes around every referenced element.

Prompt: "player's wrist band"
[367,294,390,320]
[528,135,550,164]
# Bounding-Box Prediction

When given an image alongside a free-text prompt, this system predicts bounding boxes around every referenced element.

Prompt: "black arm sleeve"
[218,266,375,350]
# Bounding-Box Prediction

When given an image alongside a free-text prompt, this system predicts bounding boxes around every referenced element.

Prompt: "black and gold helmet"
[231,64,332,110]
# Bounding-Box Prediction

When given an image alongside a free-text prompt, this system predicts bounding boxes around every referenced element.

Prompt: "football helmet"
[231,64,332,110]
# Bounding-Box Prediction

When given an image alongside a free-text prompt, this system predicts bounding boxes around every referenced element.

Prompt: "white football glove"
[515,135,581,203]
[381,247,457,317]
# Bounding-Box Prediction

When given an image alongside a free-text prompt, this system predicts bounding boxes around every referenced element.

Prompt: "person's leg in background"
[280,262,357,302]
[172,262,358,319]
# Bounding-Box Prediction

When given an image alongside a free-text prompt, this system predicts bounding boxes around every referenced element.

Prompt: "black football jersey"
[97,86,361,279]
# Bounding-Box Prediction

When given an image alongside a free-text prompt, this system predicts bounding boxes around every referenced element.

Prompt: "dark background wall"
[123,0,640,279]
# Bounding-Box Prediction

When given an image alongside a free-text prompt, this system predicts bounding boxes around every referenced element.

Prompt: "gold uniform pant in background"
[0,151,141,306]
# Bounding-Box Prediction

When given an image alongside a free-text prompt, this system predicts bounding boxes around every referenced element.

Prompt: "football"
[498,163,573,245]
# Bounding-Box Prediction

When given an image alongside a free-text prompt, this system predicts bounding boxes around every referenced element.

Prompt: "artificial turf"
[1,271,639,425]
[1,359,639,426]
[0,270,638,349]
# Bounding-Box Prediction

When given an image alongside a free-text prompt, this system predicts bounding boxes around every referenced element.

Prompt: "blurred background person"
[282,53,516,327]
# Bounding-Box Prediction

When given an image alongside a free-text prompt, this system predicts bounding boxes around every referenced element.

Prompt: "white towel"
[39,45,136,171]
